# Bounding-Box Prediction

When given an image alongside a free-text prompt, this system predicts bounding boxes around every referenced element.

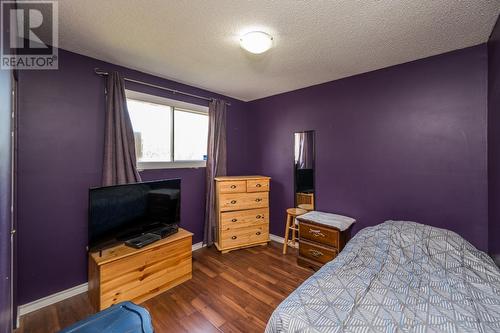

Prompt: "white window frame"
[125,90,209,170]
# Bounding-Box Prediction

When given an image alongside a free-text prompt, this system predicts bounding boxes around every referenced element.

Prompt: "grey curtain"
[297,132,313,169]
[204,99,227,245]
[102,72,142,186]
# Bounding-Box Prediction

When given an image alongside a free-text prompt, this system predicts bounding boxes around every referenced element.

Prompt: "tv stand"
[88,228,193,311]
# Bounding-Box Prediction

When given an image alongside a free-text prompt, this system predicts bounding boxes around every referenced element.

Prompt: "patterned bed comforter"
[266,221,500,333]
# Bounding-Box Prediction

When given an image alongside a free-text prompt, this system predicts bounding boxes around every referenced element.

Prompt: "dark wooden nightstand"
[297,212,355,270]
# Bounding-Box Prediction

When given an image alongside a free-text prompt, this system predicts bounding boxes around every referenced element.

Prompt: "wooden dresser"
[297,212,355,270]
[214,175,271,253]
[88,228,192,311]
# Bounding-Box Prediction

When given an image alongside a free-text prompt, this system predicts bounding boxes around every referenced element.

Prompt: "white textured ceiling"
[57,0,500,101]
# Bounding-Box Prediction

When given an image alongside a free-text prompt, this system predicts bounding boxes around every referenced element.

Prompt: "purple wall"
[247,45,489,251]
[488,16,500,256]
[16,49,249,305]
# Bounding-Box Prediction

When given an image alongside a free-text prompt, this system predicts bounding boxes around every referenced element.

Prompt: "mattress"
[266,221,500,332]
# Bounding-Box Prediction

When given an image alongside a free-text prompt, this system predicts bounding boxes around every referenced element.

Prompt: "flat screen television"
[88,179,180,251]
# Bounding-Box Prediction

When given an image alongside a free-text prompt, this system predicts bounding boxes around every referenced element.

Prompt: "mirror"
[294,131,315,210]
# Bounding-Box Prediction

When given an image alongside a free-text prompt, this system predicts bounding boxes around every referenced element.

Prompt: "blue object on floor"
[58,301,154,333]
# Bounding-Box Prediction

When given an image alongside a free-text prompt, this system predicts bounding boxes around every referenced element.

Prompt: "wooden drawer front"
[246,179,270,192]
[220,208,268,229]
[219,192,269,212]
[221,225,269,249]
[218,180,246,194]
[299,240,337,264]
[299,222,339,247]
[100,237,192,308]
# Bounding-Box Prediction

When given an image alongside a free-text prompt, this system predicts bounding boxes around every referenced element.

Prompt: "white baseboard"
[18,283,89,317]
[269,233,299,248]
[17,241,206,325]
[192,241,205,251]
[269,233,285,243]
[16,282,88,327]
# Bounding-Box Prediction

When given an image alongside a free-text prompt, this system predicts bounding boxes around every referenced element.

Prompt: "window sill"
[137,161,207,170]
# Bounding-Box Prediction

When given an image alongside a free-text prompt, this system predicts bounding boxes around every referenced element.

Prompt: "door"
[0,68,14,333]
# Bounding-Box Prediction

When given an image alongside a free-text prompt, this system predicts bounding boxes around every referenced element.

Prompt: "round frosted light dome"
[240,31,273,54]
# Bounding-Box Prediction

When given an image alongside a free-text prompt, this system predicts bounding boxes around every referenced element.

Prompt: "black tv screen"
[88,179,180,251]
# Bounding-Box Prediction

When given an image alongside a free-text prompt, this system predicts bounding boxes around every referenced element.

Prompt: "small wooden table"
[297,211,355,270]
[88,228,193,311]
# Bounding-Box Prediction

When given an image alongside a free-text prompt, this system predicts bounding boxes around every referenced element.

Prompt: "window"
[174,109,208,161]
[126,90,209,169]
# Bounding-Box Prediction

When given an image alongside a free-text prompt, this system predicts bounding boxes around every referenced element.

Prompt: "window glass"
[127,99,172,162]
[174,109,209,161]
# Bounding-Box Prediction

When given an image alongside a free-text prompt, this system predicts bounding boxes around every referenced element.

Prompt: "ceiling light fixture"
[240,31,273,54]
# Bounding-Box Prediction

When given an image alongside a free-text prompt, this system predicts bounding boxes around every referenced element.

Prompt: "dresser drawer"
[218,180,246,194]
[220,224,269,249]
[98,236,192,308]
[100,237,190,282]
[220,208,268,229]
[219,192,268,212]
[299,222,339,247]
[246,179,270,192]
[299,240,337,264]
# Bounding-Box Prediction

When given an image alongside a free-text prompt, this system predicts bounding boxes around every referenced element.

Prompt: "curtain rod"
[94,68,231,106]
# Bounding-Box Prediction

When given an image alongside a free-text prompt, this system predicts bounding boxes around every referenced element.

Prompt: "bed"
[266,221,500,332]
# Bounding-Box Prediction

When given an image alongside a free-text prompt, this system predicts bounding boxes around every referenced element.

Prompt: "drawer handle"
[230,185,236,189]
[256,231,261,235]
[256,184,262,188]
[309,249,324,258]
[255,198,262,202]
[309,229,325,237]
[231,236,237,240]
[256,215,262,219]
[231,218,238,222]
[230,200,237,204]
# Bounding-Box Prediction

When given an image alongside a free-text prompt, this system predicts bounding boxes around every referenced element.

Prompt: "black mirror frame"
[293,130,316,209]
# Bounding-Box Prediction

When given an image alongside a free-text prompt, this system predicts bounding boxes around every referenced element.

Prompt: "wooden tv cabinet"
[88,228,193,311]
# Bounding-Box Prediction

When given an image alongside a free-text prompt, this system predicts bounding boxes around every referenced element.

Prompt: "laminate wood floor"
[16,241,313,333]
